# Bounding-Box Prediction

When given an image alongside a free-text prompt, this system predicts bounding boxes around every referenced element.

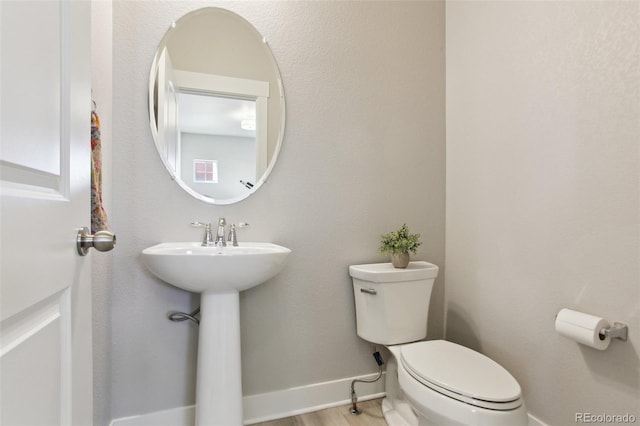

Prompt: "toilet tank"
[349,262,439,345]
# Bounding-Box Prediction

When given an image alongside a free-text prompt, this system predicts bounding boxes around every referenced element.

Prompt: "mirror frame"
[148,7,286,205]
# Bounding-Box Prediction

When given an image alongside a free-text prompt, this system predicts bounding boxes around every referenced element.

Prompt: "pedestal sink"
[141,242,291,425]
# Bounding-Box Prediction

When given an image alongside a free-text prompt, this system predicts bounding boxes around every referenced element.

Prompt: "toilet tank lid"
[349,261,439,283]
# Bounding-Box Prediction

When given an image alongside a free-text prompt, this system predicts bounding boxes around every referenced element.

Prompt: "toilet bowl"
[349,262,528,426]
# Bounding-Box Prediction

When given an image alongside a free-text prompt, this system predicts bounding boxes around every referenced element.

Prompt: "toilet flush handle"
[360,288,377,295]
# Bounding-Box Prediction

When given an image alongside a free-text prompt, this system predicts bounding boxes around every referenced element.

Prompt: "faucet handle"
[217,217,226,226]
[191,221,210,228]
[191,221,214,247]
[227,223,249,246]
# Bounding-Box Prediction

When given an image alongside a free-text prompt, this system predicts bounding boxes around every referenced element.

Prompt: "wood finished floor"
[252,398,387,426]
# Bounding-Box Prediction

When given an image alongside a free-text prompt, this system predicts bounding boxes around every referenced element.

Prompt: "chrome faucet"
[191,221,214,247]
[227,224,238,247]
[227,222,249,247]
[215,217,227,247]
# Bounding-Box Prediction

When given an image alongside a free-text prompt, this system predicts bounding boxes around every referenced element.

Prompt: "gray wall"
[111,0,445,419]
[446,1,639,424]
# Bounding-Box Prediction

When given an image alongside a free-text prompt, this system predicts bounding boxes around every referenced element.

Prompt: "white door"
[0,1,93,425]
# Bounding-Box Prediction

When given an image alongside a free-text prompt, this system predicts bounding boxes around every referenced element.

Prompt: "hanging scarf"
[91,110,110,233]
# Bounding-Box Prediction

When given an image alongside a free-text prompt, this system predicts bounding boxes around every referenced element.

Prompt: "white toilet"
[349,261,528,426]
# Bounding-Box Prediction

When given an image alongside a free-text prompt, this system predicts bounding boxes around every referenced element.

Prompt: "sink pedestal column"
[196,291,243,425]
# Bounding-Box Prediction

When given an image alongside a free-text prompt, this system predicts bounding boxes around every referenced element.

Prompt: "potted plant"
[379,224,422,268]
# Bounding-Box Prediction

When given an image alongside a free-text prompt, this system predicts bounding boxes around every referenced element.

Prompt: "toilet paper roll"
[555,308,611,350]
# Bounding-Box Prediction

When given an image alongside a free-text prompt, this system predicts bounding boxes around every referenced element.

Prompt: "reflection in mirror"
[149,8,285,204]
[180,94,259,199]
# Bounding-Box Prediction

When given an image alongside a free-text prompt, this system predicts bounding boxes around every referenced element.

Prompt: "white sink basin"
[142,242,291,293]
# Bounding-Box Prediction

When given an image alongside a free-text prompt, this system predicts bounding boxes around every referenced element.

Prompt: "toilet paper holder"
[599,322,628,342]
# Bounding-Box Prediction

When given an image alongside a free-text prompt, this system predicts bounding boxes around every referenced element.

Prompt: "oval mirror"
[149,8,285,204]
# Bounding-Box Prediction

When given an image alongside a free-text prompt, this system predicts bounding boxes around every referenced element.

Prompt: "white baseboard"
[110,371,547,426]
[110,372,386,426]
[243,372,386,424]
[110,405,195,426]
[528,412,549,426]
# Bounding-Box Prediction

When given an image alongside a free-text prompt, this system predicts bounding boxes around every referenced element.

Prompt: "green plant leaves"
[379,224,422,255]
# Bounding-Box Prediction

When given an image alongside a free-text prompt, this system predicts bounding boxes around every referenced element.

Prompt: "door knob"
[76,227,116,256]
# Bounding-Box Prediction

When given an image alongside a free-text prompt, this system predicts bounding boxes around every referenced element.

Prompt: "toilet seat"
[400,340,523,411]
